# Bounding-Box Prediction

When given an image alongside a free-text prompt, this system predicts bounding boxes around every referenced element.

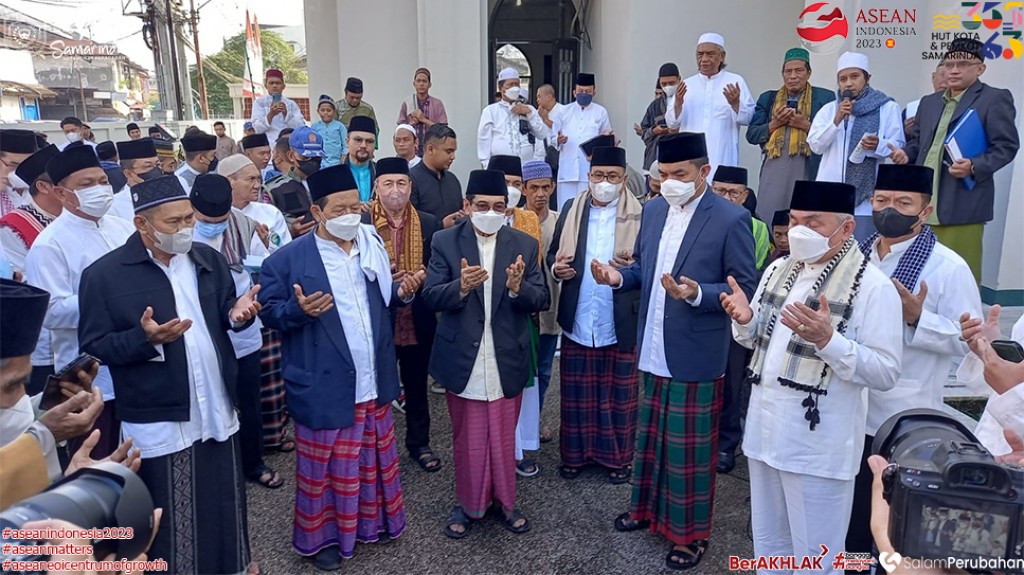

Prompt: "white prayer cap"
[216,154,254,178]
[395,124,416,137]
[837,51,870,75]
[697,32,725,49]
[648,161,661,182]
[497,67,520,81]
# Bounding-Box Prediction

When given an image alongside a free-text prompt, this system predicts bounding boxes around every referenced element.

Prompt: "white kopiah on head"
[697,32,725,48]
[498,67,520,82]
[837,51,870,75]
[395,124,416,137]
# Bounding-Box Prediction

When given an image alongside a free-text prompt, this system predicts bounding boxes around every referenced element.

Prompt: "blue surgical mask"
[576,93,594,107]
[195,220,229,238]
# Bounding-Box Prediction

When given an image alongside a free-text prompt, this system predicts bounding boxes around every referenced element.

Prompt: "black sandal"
[665,540,708,571]
[559,465,582,480]
[608,466,631,485]
[443,506,473,539]
[248,465,284,489]
[613,512,650,532]
[410,449,442,473]
[501,508,531,534]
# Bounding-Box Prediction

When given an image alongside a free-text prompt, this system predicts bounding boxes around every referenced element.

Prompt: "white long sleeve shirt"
[866,238,981,435]
[733,257,903,481]
[315,233,378,404]
[957,315,1024,456]
[664,70,755,176]
[25,211,134,401]
[477,101,549,167]
[565,198,618,348]
[120,252,239,459]
[250,94,307,144]
[552,102,612,183]
[460,232,504,402]
[808,99,905,214]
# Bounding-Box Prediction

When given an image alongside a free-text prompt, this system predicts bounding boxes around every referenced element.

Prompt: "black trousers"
[397,342,432,456]
[718,340,752,455]
[846,434,876,566]
[236,350,265,478]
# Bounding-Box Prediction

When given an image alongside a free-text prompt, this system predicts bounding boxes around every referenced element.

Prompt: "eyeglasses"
[713,187,745,200]
[589,172,624,184]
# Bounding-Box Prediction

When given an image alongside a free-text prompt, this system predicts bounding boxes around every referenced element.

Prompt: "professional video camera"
[873,409,1023,569]
[0,462,155,569]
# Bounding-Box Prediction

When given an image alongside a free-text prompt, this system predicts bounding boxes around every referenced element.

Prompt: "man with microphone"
[808,52,903,241]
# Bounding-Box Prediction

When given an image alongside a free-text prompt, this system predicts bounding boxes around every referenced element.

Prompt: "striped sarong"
[293,401,406,558]
[447,392,522,519]
[259,327,287,447]
[629,372,724,546]
[137,435,250,575]
[559,336,639,469]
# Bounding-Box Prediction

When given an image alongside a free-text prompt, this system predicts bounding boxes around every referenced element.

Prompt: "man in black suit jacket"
[78,176,260,575]
[421,169,548,538]
[894,37,1019,281]
[364,157,441,472]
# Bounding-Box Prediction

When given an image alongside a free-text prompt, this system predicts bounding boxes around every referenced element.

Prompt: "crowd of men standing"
[0,30,1022,575]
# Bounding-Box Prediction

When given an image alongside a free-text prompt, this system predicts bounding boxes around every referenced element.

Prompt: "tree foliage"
[189,29,307,118]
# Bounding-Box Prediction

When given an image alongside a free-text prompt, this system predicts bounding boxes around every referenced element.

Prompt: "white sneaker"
[429,381,446,394]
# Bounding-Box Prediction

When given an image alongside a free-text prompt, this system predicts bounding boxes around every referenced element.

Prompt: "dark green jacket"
[746,86,835,181]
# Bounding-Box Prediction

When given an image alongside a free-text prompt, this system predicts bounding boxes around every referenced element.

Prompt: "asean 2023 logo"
[797,2,850,54]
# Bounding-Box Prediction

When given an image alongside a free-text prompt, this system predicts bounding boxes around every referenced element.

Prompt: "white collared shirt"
[638,193,706,377]
[25,211,134,400]
[665,69,755,176]
[314,233,378,403]
[174,163,203,194]
[460,232,504,402]
[733,257,904,480]
[121,252,239,459]
[552,101,612,183]
[250,94,308,143]
[234,201,292,252]
[477,100,549,167]
[866,236,980,434]
[108,184,135,222]
[566,197,618,348]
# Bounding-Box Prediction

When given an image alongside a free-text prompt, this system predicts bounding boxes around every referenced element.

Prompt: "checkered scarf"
[859,226,936,292]
[843,85,895,206]
[745,239,869,430]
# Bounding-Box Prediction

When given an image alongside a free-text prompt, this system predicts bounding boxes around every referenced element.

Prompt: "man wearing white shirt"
[78,175,261,575]
[108,139,162,222]
[219,154,292,252]
[552,73,612,209]
[250,68,307,144]
[56,117,99,152]
[25,145,134,460]
[723,180,903,575]
[664,33,755,179]
[175,132,219,193]
[477,67,548,170]
[847,164,981,557]
[807,52,904,241]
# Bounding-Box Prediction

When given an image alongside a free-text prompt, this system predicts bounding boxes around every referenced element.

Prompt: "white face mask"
[325,213,361,241]
[65,131,82,143]
[503,86,521,102]
[150,223,194,255]
[506,186,522,209]
[74,184,114,218]
[662,84,678,97]
[591,181,621,203]
[0,394,35,447]
[660,178,698,207]
[787,224,841,263]
[471,210,505,235]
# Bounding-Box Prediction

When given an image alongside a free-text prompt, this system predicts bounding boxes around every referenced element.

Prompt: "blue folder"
[943,108,988,190]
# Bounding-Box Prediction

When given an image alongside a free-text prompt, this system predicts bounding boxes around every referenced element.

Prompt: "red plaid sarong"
[293,401,406,558]
[559,336,639,469]
[446,392,522,519]
[259,327,287,447]
[629,372,723,546]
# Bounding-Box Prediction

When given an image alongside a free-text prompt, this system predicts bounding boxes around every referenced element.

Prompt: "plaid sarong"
[293,401,406,558]
[447,392,522,519]
[559,337,639,469]
[259,327,288,447]
[859,225,936,292]
[629,373,723,546]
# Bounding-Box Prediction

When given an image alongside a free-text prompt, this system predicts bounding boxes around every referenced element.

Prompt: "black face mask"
[206,156,219,173]
[872,207,922,238]
[297,157,323,177]
[137,167,163,182]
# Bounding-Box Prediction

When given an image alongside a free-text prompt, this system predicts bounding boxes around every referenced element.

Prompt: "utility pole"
[188,0,210,119]
[165,0,185,120]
